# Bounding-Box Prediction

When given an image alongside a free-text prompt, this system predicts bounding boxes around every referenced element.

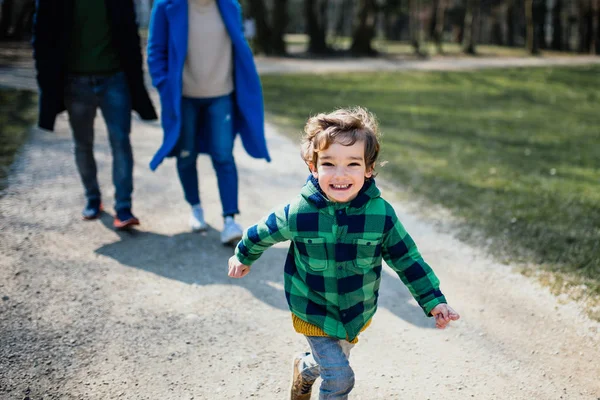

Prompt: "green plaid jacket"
[235,176,446,341]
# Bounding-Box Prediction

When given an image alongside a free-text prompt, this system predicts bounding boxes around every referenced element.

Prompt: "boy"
[228,107,460,399]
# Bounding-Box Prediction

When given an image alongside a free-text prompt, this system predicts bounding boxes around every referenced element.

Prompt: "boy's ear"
[309,162,319,178]
[365,164,374,178]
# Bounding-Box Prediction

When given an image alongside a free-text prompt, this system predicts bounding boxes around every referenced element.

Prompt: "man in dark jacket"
[32,0,157,228]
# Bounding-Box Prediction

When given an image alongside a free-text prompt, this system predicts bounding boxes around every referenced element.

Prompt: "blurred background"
[1,0,599,56]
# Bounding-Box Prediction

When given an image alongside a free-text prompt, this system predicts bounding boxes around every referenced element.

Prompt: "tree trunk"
[247,0,273,55]
[0,0,14,39]
[350,0,378,55]
[433,0,447,53]
[526,0,540,54]
[305,0,329,54]
[534,0,547,49]
[409,0,423,55]
[271,0,288,55]
[506,0,516,46]
[578,0,592,52]
[551,0,563,50]
[462,0,477,54]
[592,0,599,53]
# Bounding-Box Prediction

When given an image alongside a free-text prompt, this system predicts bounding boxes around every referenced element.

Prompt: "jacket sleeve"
[146,1,169,89]
[121,0,145,78]
[381,203,447,316]
[32,0,57,89]
[235,204,292,266]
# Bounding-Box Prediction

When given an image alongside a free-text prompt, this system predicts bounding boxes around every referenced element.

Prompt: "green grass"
[0,88,37,193]
[261,66,600,317]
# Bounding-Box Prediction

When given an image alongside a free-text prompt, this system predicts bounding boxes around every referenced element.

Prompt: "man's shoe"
[221,216,243,245]
[190,205,208,232]
[82,199,103,220]
[113,208,140,229]
[290,353,314,400]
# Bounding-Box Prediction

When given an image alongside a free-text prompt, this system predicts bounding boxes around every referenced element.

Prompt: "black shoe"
[113,208,140,229]
[82,199,103,220]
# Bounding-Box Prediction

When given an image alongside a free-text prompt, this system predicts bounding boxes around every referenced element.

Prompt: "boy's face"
[310,140,373,203]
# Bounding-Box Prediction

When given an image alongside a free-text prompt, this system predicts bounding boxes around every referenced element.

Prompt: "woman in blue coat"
[147,0,270,245]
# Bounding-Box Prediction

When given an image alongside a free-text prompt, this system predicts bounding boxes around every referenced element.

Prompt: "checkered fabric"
[235,176,446,341]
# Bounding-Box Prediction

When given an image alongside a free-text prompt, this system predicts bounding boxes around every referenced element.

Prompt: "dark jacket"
[32,0,157,131]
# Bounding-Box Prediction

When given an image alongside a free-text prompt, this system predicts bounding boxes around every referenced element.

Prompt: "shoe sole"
[113,217,140,230]
[81,203,104,221]
[191,225,208,233]
[221,233,242,247]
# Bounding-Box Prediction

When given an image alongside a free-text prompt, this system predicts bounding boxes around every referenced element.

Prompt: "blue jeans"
[298,336,355,399]
[64,71,133,211]
[177,94,238,216]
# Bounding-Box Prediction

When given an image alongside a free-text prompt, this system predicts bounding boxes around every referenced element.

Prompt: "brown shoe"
[290,353,315,400]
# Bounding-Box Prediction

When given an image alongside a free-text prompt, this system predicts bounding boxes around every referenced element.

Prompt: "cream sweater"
[182,0,234,98]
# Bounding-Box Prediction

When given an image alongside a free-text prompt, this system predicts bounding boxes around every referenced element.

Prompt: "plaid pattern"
[235,176,446,341]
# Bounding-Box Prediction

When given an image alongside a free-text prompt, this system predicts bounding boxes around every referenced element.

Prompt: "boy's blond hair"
[301,107,381,177]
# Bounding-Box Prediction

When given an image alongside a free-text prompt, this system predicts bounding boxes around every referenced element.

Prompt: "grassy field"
[0,88,37,193]
[261,66,600,317]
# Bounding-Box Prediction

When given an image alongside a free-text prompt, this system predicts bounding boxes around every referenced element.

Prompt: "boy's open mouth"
[330,184,351,190]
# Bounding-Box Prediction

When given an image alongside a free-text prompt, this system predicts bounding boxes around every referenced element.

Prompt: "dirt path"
[1,54,599,399]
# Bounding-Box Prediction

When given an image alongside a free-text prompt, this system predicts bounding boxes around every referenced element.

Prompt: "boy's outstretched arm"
[382,204,453,318]
[228,204,292,277]
[430,304,460,329]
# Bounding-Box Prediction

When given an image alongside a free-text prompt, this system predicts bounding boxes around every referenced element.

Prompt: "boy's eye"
[321,162,334,167]
[348,162,361,167]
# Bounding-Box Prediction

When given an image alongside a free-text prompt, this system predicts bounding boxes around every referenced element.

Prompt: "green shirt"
[235,177,447,341]
[67,0,120,74]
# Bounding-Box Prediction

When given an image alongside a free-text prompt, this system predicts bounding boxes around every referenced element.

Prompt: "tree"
[271,0,289,55]
[526,0,540,54]
[432,0,448,53]
[350,0,378,55]
[551,0,564,50]
[305,0,330,54]
[245,0,288,55]
[462,0,478,54]
[246,0,274,54]
[409,0,424,55]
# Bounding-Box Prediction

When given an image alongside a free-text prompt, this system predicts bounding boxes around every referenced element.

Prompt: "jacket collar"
[300,175,380,211]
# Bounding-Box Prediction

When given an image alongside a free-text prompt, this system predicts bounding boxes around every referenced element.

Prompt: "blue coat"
[147,0,271,170]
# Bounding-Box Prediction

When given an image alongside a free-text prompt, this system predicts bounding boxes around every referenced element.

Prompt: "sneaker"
[82,199,103,220]
[221,216,243,245]
[113,208,140,229]
[190,205,208,232]
[290,353,315,400]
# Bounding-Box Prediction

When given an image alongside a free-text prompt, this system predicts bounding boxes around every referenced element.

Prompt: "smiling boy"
[228,107,459,400]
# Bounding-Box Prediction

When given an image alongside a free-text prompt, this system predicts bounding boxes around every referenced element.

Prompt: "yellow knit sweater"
[292,314,372,344]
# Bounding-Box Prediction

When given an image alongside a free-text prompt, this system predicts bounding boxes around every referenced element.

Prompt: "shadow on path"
[94,214,289,311]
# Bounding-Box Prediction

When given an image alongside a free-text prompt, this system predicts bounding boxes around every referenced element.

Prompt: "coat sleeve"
[381,202,447,316]
[146,1,169,89]
[32,0,57,90]
[234,204,292,266]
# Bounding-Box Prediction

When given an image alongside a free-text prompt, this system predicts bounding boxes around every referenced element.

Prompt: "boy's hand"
[431,304,460,329]
[228,255,251,278]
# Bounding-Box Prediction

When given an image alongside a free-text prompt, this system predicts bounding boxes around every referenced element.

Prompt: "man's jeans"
[177,94,239,216]
[64,71,133,211]
[298,336,355,399]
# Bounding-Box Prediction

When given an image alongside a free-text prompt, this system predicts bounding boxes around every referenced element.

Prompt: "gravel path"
[1,53,599,399]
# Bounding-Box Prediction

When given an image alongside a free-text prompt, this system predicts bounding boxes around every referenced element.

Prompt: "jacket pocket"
[353,238,382,269]
[294,237,329,271]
